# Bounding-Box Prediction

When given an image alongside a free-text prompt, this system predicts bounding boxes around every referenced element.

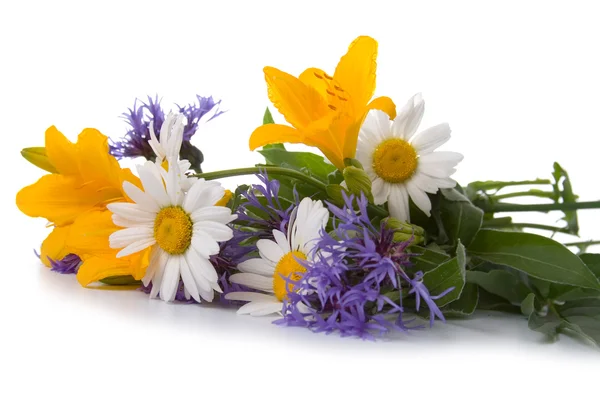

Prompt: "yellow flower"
[249,36,397,170]
[16,126,145,281]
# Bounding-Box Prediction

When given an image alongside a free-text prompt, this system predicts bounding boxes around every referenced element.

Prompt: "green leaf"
[21,147,58,173]
[467,269,531,305]
[521,293,536,317]
[100,275,141,286]
[579,254,600,278]
[263,107,275,125]
[410,245,451,274]
[528,311,563,341]
[325,184,349,206]
[468,229,600,290]
[477,288,521,313]
[557,299,600,345]
[443,283,479,317]
[259,148,336,183]
[422,241,467,307]
[439,189,483,247]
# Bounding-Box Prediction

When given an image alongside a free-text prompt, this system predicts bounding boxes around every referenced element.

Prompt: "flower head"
[249,36,397,170]
[16,126,146,284]
[225,197,330,316]
[277,193,451,339]
[235,172,298,241]
[49,254,82,274]
[108,160,237,302]
[356,94,463,221]
[110,95,223,162]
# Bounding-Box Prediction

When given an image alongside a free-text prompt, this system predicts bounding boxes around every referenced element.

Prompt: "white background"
[2,1,600,399]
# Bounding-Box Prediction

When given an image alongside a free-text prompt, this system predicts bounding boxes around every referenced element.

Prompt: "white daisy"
[225,197,329,316]
[356,94,463,221]
[149,112,197,191]
[107,160,236,302]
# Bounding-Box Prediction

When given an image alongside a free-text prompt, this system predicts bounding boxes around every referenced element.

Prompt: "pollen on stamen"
[326,89,336,96]
[323,73,333,80]
[334,85,344,92]
[328,104,338,111]
[337,95,348,101]
[313,72,324,79]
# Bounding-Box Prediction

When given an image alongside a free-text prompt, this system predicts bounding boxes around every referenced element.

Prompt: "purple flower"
[48,254,81,274]
[109,95,223,162]
[276,192,452,339]
[235,172,298,242]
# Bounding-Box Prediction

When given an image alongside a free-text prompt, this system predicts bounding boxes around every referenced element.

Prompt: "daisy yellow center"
[273,251,307,301]
[153,206,193,255]
[372,138,418,183]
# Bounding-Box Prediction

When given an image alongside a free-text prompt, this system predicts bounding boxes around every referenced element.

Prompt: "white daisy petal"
[392,93,424,140]
[183,180,225,213]
[143,247,164,286]
[194,221,233,242]
[109,227,153,249]
[191,207,236,224]
[388,185,410,222]
[406,179,432,217]
[419,151,463,166]
[160,256,181,302]
[229,273,274,292]
[238,258,276,276]
[257,239,285,265]
[137,162,171,207]
[371,177,391,205]
[149,254,168,299]
[122,181,160,213]
[360,109,392,142]
[237,301,283,316]
[418,162,457,179]
[225,292,280,303]
[272,229,291,254]
[411,123,451,155]
[179,255,201,302]
[185,247,218,282]
[107,203,155,222]
[191,231,220,258]
[116,237,156,258]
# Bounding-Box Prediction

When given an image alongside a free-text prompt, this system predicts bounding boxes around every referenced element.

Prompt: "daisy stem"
[478,200,600,213]
[192,166,389,217]
[564,240,600,247]
[492,191,556,201]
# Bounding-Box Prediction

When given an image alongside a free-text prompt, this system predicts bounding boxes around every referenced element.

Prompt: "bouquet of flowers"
[16,36,600,343]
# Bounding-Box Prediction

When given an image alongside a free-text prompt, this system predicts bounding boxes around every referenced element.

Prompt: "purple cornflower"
[48,253,81,274]
[276,192,452,339]
[109,95,223,160]
[235,173,298,242]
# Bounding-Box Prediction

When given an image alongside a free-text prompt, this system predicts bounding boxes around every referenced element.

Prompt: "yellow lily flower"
[16,126,144,278]
[249,35,397,170]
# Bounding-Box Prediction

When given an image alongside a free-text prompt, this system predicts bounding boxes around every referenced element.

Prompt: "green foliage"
[342,166,373,203]
[99,275,141,285]
[422,242,467,307]
[468,229,600,290]
[21,147,58,173]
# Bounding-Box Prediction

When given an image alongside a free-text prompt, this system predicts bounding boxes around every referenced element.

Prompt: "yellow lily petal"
[215,190,233,207]
[249,123,307,150]
[16,174,120,226]
[67,210,119,257]
[334,36,378,109]
[77,128,124,189]
[263,66,329,130]
[343,96,398,159]
[68,210,150,285]
[367,96,397,120]
[76,256,135,287]
[40,226,71,267]
[298,67,331,98]
[45,126,79,177]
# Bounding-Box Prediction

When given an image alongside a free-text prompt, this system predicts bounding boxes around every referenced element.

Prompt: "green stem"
[192,166,388,218]
[478,200,600,213]
[510,223,575,235]
[469,179,551,192]
[493,191,556,201]
[193,166,328,192]
[564,240,600,247]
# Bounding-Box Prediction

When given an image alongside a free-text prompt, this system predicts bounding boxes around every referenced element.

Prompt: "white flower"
[225,197,329,316]
[107,160,236,302]
[149,112,197,191]
[356,94,463,221]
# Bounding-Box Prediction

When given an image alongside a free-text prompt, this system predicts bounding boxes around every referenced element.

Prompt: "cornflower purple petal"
[48,254,82,274]
[277,193,452,339]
